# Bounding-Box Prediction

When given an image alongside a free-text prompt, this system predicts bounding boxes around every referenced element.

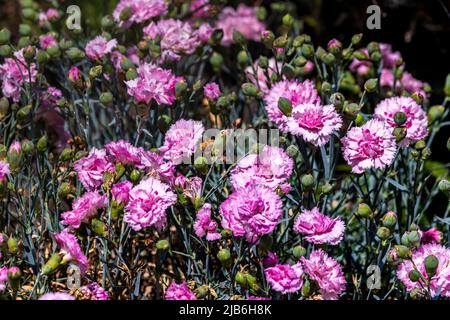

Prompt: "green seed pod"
[351,33,363,46]
[16,104,32,121]
[59,148,74,161]
[209,52,223,73]
[156,239,169,251]
[376,226,391,240]
[424,255,439,278]
[241,83,260,97]
[194,156,209,175]
[292,245,307,258]
[301,174,315,190]
[408,270,421,282]
[357,203,372,219]
[0,28,11,45]
[130,169,141,183]
[278,97,292,116]
[235,271,247,287]
[217,249,231,266]
[0,44,12,57]
[43,254,62,275]
[364,78,378,93]
[395,245,412,259]
[382,211,397,228]
[58,182,73,199]
[66,47,85,61]
[7,237,19,254]
[36,135,48,152]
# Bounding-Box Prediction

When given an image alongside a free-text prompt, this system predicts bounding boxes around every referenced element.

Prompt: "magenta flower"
[74,148,114,191]
[0,160,10,183]
[301,250,346,300]
[0,49,37,102]
[174,175,203,204]
[0,267,8,292]
[160,119,205,165]
[54,229,89,275]
[124,177,177,231]
[61,191,107,229]
[68,66,81,83]
[230,145,293,191]
[125,63,182,105]
[216,4,265,46]
[111,180,133,205]
[220,184,282,243]
[39,292,75,300]
[143,19,201,62]
[79,282,109,300]
[39,34,58,50]
[138,149,176,184]
[105,140,142,166]
[397,244,450,297]
[245,58,281,93]
[420,228,442,245]
[113,0,168,28]
[264,79,320,131]
[374,96,428,146]
[165,281,197,300]
[265,263,304,294]
[197,23,214,43]
[189,0,211,18]
[204,82,221,100]
[288,103,342,146]
[293,207,345,245]
[341,119,397,174]
[263,251,279,268]
[194,203,221,241]
[85,36,117,60]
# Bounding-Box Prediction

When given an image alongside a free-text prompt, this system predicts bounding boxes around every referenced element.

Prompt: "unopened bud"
[424,255,439,278]
[7,237,19,254]
[277,97,292,116]
[217,249,231,266]
[382,211,397,228]
[194,157,209,175]
[36,136,48,152]
[301,174,315,190]
[395,245,412,259]
[408,270,421,282]
[364,78,378,92]
[292,245,307,258]
[43,254,62,275]
[376,226,391,240]
[156,239,169,251]
[357,203,372,219]
[428,105,444,123]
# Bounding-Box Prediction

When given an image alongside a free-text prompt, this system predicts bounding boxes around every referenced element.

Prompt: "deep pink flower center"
[359,129,384,158]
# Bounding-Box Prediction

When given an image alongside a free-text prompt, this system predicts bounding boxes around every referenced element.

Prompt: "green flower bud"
[409,223,419,231]
[414,140,426,150]
[36,135,48,152]
[376,226,391,240]
[367,42,380,55]
[89,65,103,79]
[424,255,439,278]
[195,285,210,299]
[444,73,450,97]
[301,279,311,297]
[101,15,114,29]
[428,105,444,123]
[7,237,19,254]
[393,111,407,126]
[261,30,274,49]
[74,150,88,160]
[395,245,412,259]
[217,249,231,266]
[237,50,248,66]
[19,24,32,36]
[126,68,138,80]
[357,203,372,219]
[17,36,31,48]
[293,35,305,47]
[258,56,269,69]
[245,274,259,291]
[130,169,141,183]
[235,271,247,287]
[175,80,188,97]
[46,45,61,58]
[232,31,246,45]
[59,148,74,161]
[273,35,288,48]
[421,147,431,160]
[23,45,35,61]
[301,174,315,190]
[438,179,450,197]
[156,239,169,251]
[323,53,336,66]
[353,50,369,60]
[370,51,382,63]
[447,137,450,152]
[393,127,407,143]
[220,229,232,239]
[321,182,333,194]
[408,270,421,282]
[241,83,260,97]
[194,156,209,175]
[364,78,378,93]
[292,245,307,258]
[21,139,33,154]
[411,92,424,105]
[66,47,85,61]
[209,52,223,73]
[407,231,421,247]
[278,97,292,116]
[344,102,361,116]
[330,92,345,109]
[119,7,132,21]
[282,64,296,80]
[0,44,12,57]
[91,219,107,236]
[0,28,11,45]
[256,7,267,20]
[382,211,397,228]
[17,105,32,121]
[321,81,331,93]
[355,113,366,126]
[282,14,294,27]
[301,44,314,58]
[351,33,363,46]
[37,50,50,64]
[99,92,113,106]
[58,182,73,199]
[286,145,299,158]
[43,254,61,275]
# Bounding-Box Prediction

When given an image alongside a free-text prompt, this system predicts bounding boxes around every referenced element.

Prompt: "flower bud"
[0,45,12,57]
[8,266,21,290]
[421,147,431,160]
[36,135,48,152]
[220,229,232,239]
[408,270,421,282]
[101,15,114,29]
[130,169,141,183]
[292,245,307,258]
[23,45,35,62]
[428,105,444,123]
[367,42,380,55]
[407,231,421,247]
[195,285,210,299]
[438,179,450,197]
[355,113,366,126]
[194,156,209,175]
[301,174,315,190]
[273,35,288,48]
[282,14,294,28]
[261,30,274,48]
[351,33,363,46]
[447,137,450,152]
[91,219,107,236]
[321,182,333,194]
[301,279,311,297]
[278,97,292,116]
[356,203,372,219]
[237,50,248,67]
[58,182,73,199]
[414,140,426,150]
[47,45,61,58]
[330,92,345,109]
[344,102,361,116]
[353,50,369,60]
[66,47,85,61]
[321,81,331,93]
[99,91,113,106]
[89,65,103,79]
[370,51,382,63]
[245,274,259,291]
[232,31,246,45]
[393,111,407,126]
[411,92,424,105]
[301,44,314,59]
[217,249,231,266]
[7,237,19,254]
[0,28,11,45]
[395,245,412,259]
[16,104,32,121]
[19,24,31,36]
[376,226,391,240]
[327,39,342,55]
[156,239,169,251]
[445,73,450,97]
[209,52,223,73]
[382,211,397,228]
[18,36,31,48]
[241,83,260,97]
[175,80,188,98]
[424,255,439,278]
[258,56,269,69]
[43,254,62,275]
[393,127,407,142]
[323,53,335,66]
[364,78,378,93]
[235,271,247,287]
[21,139,33,155]
[286,145,299,159]
[119,7,132,21]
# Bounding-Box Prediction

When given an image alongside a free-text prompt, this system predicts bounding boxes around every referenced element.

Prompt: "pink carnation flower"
[264,80,320,131]
[174,175,203,204]
[54,229,89,275]
[0,160,10,182]
[113,0,168,28]
[68,66,81,83]
[0,49,37,102]
[105,140,142,166]
[39,292,75,300]
[263,251,278,268]
[160,119,205,165]
[220,184,282,243]
[189,0,211,18]
[374,96,428,146]
[341,119,397,174]
[0,267,8,292]
[397,244,450,297]
[301,249,346,300]
[230,145,293,191]
[125,63,182,105]
[61,191,107,229]
[245,58,281,93]
[420,228,442,245]
[144,19,201,62]
[124,177,177,231]
[74,148,114,191]
[111,180,133,204]
[85,36,117,60]
[194,203,221,241]
[216,4,265,46]
[79,282,109,300]
[165,281,197,300]
[265,263,304,294]
[288,103,342,146]
[39,34,58,50]
[197,23,214,43]
[293,207,345,245]
[204,82,221,100]
[138,150,176,184]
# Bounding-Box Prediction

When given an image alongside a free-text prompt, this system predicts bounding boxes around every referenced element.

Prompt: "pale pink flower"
[0,49,37,102]
[194,203,221,241]
[0,160,10,182]
[301,249,346,300]
[8,141,21,155]
[397,244,450,297]
[245,58,281,93]
[85,36,117,60]
[230,145,293,191]
[341,119,397,174]
[293,207,345,245]
[138,150,175,184]
[111,180,133,204]
[216,4,265,46]
[125,63,182,105]
[74,148,115,191]
[39,34,58,50]
[54,229,89,275]
[105,140,142,165]
[288,103,342,146]
[39,292,75,300]
[265,263,304,294]
[160,119,205,165]
[113,0,168,28]
[124,177,177,231]
[204,82,221,100]
[220,184,283,243]
[197,23,214,43]
[61,191,107,229]
[263,79,320,131]
[174,175,203,204]
[374,96,428,146]
[190,0,211,18]
[79,282,109,300]
[165,281,197,300]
